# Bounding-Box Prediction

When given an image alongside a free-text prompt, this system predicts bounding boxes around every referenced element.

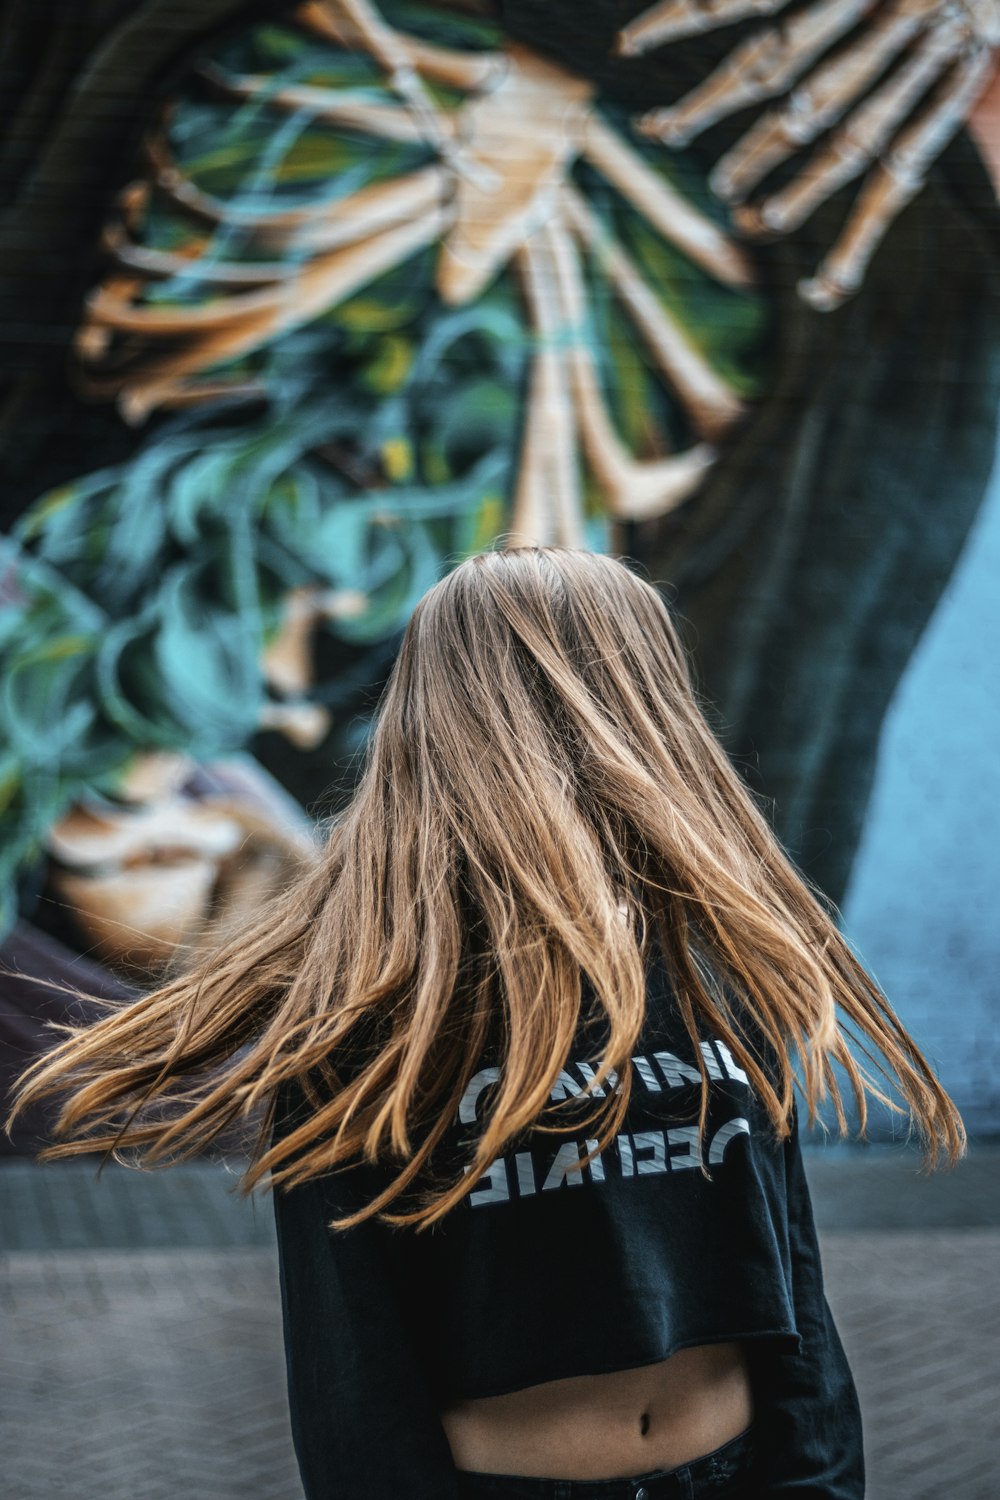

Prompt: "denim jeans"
[452,1423,757,1500]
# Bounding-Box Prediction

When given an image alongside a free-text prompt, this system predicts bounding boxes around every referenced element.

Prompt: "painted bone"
[620,0,1000,308]
[76,0,755,547]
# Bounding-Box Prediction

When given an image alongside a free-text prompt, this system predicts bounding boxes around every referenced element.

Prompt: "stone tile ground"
[1,1248,298,1500]
[2,1150,998,1500]
[822,1231,999,1500]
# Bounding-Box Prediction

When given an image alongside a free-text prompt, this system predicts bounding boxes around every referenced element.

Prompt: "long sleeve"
[745,1100,866,1498]
[270,1087,462,1500]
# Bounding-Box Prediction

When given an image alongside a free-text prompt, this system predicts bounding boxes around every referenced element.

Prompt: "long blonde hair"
[5,545,965,1229]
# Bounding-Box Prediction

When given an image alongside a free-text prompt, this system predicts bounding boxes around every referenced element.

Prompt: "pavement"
[2,1143,998,1500]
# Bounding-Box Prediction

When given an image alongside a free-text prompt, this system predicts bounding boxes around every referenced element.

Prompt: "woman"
[7,545,964,1499]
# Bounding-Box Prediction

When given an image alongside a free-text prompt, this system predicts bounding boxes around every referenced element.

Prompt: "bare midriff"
[439,1340,754,1481]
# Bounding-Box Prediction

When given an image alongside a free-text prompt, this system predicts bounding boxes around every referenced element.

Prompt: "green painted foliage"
[0,0,772,935]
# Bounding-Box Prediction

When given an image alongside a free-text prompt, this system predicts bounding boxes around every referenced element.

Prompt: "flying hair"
[4,546,966,1229]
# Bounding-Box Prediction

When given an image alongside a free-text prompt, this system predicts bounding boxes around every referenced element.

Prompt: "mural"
[1,0,998,1148]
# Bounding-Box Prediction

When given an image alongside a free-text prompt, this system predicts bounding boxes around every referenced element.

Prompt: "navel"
[639,1411,650,1436]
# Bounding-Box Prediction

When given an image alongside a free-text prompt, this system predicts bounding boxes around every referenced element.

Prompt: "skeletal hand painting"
[1,0,998,1147]
[77,0,768,535]
[618,0,1000,307]
[0,0,771,964]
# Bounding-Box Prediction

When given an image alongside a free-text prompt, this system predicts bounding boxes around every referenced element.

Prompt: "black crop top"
[271,949,865,1497]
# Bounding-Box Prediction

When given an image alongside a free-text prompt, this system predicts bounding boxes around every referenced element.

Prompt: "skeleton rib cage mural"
[1,0,999,1146]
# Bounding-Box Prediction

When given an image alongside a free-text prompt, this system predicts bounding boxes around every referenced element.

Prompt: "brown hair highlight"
[4,546,966,1229]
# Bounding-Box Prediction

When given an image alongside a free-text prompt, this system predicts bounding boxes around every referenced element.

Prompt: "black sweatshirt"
[271,950,865,1497]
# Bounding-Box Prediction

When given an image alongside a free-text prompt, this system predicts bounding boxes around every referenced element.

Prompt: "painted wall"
[840,432,1000,1138]
[2,0,999,1147]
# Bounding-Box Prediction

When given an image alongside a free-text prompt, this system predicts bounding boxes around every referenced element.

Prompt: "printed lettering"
[576,1061,619,1098]
[460,1066,501,1125]
[652,1043,724,1089]
[652,1050,702,1089]
[585,1139,606,1183]
[666,1125,702,1170]
[456,1025,757,1210]
[715,1042,749,1085]
[699,1042,724,1081]
[542,1142,590,1191]
[463,1113,754,1207]
[632,1056,661,1091]
[465,1156,510,1207]
[708,1117,751,1164]
[514,1152,537,1197]
[633,1130,667,1175]
[550,1069,586,1102]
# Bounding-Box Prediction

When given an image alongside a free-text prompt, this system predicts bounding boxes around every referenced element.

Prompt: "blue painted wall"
[836,431,1000,1140]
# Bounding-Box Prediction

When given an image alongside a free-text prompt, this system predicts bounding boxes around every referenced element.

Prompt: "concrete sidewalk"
[2,1147,998,1500]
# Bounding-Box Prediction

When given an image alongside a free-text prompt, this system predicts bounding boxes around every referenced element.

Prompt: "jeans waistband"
[453,1422,757,1500]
